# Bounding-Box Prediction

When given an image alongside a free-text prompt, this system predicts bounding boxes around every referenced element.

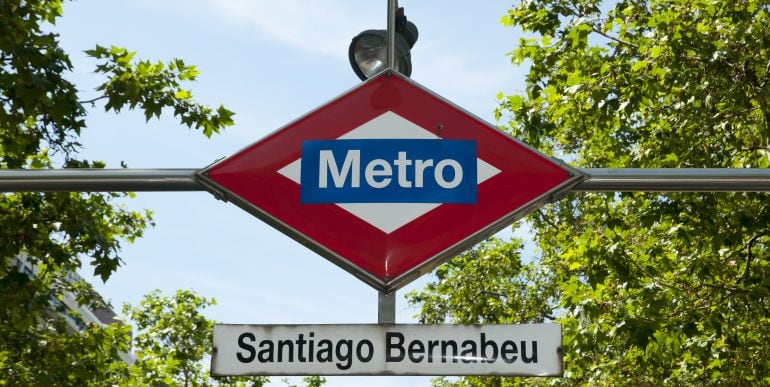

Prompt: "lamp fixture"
[348,7,418,81]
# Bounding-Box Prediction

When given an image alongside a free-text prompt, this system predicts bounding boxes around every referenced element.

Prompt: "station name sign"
[212,324,562,376]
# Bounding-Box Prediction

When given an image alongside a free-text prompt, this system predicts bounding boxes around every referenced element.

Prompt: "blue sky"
[56,1,530,385]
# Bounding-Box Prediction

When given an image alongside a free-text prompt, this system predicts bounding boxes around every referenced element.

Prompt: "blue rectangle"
[300,139,477,204]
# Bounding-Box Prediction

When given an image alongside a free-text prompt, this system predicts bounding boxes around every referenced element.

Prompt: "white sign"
[212,324,562,376]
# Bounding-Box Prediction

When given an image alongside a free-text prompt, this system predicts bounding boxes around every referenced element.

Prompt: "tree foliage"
[0,0,234,383]
[123,290,266,387]
[408,238,557,326]
[410,0,770,384]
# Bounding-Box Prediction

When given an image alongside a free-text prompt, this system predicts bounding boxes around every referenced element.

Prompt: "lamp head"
[348,8,418,81]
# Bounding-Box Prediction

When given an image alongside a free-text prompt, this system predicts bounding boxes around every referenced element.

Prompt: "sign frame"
[195,70,585,292]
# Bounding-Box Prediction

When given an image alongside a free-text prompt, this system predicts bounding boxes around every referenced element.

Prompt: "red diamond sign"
[197,71,583,292]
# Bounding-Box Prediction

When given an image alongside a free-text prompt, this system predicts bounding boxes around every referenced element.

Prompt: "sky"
[55,1,531,385]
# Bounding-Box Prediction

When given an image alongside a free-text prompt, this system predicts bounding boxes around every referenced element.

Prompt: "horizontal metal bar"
[0,168,769,192]
[0,169,202,192]
[576,168,770,192]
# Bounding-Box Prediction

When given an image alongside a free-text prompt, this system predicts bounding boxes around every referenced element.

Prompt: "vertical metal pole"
[378,291,396,324]
[386,0,397,70]
[379,0,399,325]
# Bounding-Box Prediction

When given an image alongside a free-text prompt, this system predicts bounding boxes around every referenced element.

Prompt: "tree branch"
[536,209,560,230]
[742,233,766,282]
[78,95,108,106]
[591,28,639,50]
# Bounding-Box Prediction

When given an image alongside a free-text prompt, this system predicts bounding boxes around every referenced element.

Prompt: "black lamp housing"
[349,7,419,81]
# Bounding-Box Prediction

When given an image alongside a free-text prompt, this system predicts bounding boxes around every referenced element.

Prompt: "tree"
[282,376,328,387]
[0,0,233,383]
[409,0,770,384]
[123,289,266,387]
[408,238,556,326]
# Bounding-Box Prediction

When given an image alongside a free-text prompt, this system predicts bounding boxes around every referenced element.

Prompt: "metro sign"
[197,71,583,292]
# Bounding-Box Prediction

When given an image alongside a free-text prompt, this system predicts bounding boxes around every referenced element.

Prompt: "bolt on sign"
[211,323,562,376]
[197,70,583,292]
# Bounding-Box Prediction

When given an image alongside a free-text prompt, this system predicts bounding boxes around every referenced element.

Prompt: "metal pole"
[378,291,396,324]
[382,0,400,323]
[386,0,397,70]
[576,168,770,192]
[0,169,201,192]
[2,168,770,192]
